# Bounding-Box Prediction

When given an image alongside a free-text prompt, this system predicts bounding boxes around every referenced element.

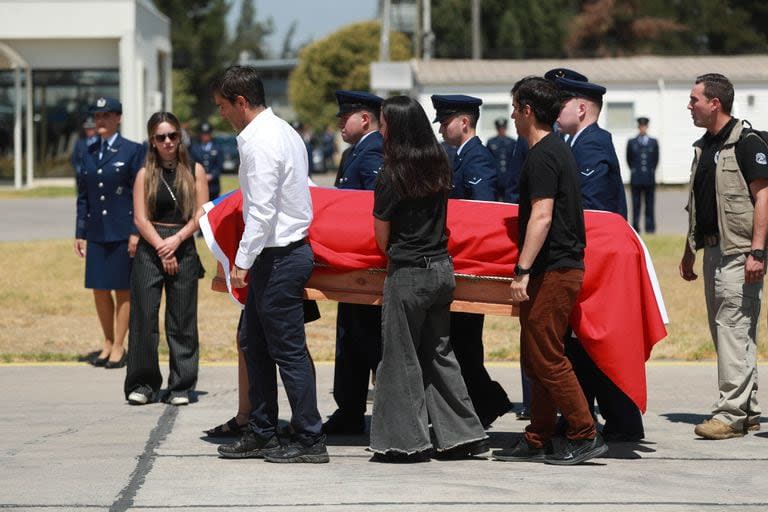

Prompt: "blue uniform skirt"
[85,240,132,290]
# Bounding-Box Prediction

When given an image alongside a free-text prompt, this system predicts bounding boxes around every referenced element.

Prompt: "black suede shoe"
[217,431,282,459]
[264,436,329,464]
[435,438,490,460]
[544,433,608,465]
[322,410,365,435]
[492,438,547,462]
[370,449,432,463]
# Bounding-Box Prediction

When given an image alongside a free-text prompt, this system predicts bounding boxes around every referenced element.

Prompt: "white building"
[0,0,171,187]
[374,55,768,184]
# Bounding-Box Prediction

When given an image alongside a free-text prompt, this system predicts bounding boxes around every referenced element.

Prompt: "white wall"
[0,0,170,142]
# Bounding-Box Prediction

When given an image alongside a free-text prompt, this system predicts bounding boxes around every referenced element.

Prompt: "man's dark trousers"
[241,242,323,445]
[333,303,382,417]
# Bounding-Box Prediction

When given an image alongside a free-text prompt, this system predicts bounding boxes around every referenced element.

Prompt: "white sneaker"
[128,392,149,405]
[169,395,189,406]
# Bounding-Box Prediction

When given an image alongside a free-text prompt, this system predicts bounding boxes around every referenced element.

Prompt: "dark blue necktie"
[100,139,108,160]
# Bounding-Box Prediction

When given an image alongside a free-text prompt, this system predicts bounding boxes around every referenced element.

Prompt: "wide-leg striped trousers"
[124,225,202,400]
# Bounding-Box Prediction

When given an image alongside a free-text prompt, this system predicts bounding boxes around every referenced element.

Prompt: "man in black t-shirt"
[492,77,607,466]
[681,73,768,441]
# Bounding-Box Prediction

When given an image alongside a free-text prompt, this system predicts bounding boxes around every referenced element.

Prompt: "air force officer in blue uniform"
[547,69,643,442]
[626,117,659,233]
[189,122,223,200]
[547,68,627,219]
[323,91,385,434]
[431,94,510,428]
[74,97,145,368]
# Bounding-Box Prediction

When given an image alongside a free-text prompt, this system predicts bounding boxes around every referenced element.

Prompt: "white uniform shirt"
[235,107,313,269]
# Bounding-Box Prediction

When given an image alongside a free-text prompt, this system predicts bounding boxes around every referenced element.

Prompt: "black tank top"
[154,168,193,224]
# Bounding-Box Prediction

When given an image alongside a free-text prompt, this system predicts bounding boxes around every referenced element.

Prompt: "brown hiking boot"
[694,418,744,440]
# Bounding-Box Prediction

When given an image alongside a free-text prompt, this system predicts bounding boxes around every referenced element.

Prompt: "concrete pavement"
[0,362,766,511]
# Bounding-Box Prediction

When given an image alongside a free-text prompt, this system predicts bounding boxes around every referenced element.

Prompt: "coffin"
[201,187,667,412]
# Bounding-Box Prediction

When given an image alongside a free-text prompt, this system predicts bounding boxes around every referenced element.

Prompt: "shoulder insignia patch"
[756,153,767,165]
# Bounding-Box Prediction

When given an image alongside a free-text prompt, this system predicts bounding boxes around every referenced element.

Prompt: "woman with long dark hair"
[369,96,488,461]
[124,112,208,406]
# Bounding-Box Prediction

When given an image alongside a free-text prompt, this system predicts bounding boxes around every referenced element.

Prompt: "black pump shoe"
[104,351,127,369]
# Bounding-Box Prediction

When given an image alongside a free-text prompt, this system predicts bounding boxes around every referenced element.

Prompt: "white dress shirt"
[235,107,313,269]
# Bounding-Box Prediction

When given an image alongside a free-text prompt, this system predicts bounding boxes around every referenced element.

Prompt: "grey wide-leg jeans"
[369,258,486,454]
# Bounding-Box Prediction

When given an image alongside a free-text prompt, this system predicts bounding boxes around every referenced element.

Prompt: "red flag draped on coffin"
[201,186,667,412]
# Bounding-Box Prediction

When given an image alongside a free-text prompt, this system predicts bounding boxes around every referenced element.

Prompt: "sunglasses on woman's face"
[153,131,179,143]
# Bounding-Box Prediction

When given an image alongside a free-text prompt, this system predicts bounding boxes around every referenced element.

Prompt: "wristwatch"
[514,264,531,277]
[750,249,765,262]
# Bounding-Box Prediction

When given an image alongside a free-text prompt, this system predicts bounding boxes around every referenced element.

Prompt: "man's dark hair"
[211,65,266,108]
[512,76,561,127]
[695,73,734,115]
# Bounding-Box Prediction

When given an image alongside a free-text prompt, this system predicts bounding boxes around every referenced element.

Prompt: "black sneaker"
[434,438,490,460]
[370,449,432,463]
[322,410,365,435]
[264,436,330,464]
[217,431,282,459]
[544,433,608,466]
[492,438,547,462]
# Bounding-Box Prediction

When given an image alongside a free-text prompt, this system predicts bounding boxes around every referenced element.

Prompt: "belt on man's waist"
[261,238,308,255]
[703,234,719,247]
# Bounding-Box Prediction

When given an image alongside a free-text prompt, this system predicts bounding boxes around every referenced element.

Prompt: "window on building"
[605,102,635,132]
[0,69,119,178]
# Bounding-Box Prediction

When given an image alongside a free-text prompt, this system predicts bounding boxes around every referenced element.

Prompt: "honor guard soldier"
[546,68,627,218]
[324,90,385,435]
[547,68,643,442]
[431,94,511,428]
[189,122,223,200]
[71,117,98,175]
[626,117,659,233]
[74,96,145,368]
[486,117,517,200]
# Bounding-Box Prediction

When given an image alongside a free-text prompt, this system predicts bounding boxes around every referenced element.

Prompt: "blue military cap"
[431,94,482,123]
[89,96,122,114]
[494,117,508,129]
[637,117,650,125]
[199,122,213,134]
[545,68,606,101]
[335,90,384,117]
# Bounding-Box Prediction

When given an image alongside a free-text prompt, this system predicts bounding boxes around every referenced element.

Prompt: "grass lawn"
[1,233,762,363]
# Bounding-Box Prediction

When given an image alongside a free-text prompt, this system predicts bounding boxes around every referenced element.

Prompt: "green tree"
[231,0,273,61]
[432,0,577,59]
[288,21,412,131]
[565,0,687,57]
[154,0,233,124]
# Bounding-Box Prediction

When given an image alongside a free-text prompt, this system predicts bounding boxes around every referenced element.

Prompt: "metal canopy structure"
[0,41,33,189]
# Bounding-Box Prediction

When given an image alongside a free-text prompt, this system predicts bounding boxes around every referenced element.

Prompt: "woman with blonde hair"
[124,111,208,406]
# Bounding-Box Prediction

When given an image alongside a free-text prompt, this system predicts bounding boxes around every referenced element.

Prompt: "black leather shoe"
[217,431,282,459]
[104,352,127,369]
[264,436,329,464]
[435,438,489,460]
[91,356,108,367]
[515,407,531,421]
[322,410,365,435]
[492,438,547,462]
[544,433,608,465]
[370,449,432,463]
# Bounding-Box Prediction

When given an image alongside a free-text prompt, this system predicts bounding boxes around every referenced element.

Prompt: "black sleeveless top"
[154,167,194,224]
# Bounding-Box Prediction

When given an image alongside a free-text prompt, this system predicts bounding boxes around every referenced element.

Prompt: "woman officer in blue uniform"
[74,97,145,368]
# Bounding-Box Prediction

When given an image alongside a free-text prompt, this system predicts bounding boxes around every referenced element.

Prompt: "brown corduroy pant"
[519,268,596,448]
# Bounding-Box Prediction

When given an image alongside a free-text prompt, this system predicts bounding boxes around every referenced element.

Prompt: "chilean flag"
[201,186,667,412]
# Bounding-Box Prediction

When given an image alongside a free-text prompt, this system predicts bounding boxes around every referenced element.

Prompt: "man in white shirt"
[212,65,328,463]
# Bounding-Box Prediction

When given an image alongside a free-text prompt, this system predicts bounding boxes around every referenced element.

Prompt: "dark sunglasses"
[153,131,179,143]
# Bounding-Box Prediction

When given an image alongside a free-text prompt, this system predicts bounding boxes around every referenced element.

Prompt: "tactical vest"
[686,120,755,255]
